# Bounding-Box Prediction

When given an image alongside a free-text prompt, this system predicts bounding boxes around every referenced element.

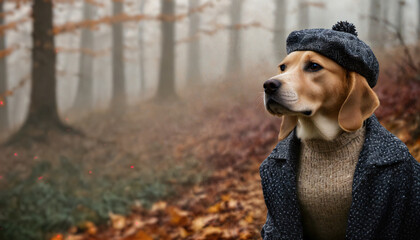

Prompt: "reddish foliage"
[375,53,420,147]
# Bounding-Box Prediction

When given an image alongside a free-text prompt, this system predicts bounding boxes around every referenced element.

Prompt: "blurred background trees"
[73,1,95,113]
[225,0,243,80]
[273,0,287,59]
[138,0,146,95]
[0,0,418,139]
[298,0,309,29]
[186,0,201,85]
[157,0,176,99]
[369,0,382,47]
[111,0,126,109]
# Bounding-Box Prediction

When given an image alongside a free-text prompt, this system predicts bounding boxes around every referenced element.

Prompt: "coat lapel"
[345,115,406,239]
[260,130,304,239]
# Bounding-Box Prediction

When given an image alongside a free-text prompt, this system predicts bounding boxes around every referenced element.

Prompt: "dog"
[260,50,420,240]
[264,50,379,141]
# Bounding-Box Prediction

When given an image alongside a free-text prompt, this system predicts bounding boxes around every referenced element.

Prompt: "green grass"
[0,156,209,240]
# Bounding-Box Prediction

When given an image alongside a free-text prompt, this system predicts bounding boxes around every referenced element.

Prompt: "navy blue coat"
[260,115,420,240]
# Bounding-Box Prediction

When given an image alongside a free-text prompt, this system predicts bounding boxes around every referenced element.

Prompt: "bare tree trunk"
[27,0,60,126]
[7,0,73,144]
[73,1,95,112]
[273,0,287,60]
[0,0,8,132]
[368,0,381,47]
[379,0,389,48]
[139,0,146,96]
[225,0,243,78]
[156,0,176,99]
[186,0,201,85]
[418,0,420,40]
[111,0,126,109]
[396,1,405,38]
[298,0,309,29]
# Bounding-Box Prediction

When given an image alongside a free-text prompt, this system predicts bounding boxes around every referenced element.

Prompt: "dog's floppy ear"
[338,72,380,132]
[278,115,298,141]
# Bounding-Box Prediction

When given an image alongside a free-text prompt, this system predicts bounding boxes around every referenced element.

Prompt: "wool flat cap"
[286,21,379,88]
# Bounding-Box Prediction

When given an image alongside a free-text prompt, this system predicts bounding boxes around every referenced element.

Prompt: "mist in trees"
[0,0,420,143]
[225,0,243,79]
[73,1,95,113]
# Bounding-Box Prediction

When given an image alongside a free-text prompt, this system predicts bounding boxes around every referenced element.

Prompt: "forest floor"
[0,73,419,240]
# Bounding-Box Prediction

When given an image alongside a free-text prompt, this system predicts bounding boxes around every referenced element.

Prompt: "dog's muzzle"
[264,79,286,115]
[263,79,312,116]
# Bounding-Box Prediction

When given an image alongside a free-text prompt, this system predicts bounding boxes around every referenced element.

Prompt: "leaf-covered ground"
[64,79,419,240]
[1,66,419,240]
[61,80,279,240]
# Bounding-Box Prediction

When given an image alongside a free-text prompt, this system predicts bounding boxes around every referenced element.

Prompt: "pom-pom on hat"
[286,21,379,88]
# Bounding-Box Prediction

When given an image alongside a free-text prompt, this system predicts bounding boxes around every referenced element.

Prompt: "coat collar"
[267,128,297,161]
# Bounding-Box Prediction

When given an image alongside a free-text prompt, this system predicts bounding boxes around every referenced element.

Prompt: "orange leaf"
[49,234,63,240]
[167,206,189,226]
[221,194,231,201]
[131,230,153,240]
[207,202,222,213]
[244,213,253,223]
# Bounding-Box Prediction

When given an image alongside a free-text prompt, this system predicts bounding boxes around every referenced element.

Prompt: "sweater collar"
[268,115,405,167]
[301,126,365,153]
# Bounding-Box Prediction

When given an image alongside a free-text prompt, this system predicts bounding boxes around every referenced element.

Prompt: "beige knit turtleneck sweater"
[297,126,366,240]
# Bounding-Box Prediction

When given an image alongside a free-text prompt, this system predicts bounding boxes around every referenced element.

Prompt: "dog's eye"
[306,62,323,72]
[279,64,286,71]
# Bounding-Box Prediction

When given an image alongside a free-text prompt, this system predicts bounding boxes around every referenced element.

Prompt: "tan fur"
[338,72,380,132]
[264,51,380,140]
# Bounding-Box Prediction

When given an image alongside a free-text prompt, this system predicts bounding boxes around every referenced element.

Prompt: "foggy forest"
[0,0,419,239]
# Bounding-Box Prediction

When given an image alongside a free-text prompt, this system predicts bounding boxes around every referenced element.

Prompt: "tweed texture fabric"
[260,115,420,240]
[297,126,365,240]
[286,21,379,88]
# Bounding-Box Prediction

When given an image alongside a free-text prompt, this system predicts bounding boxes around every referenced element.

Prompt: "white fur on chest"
[296,113,343,141]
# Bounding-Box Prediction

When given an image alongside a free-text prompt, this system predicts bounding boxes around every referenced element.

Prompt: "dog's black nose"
[263,79,281,94]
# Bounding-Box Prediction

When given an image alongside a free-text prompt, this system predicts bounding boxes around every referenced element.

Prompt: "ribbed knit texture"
[297,127,366,240]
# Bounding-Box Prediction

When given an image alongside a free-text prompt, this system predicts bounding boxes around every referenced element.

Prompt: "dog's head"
[264,51,380,140]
